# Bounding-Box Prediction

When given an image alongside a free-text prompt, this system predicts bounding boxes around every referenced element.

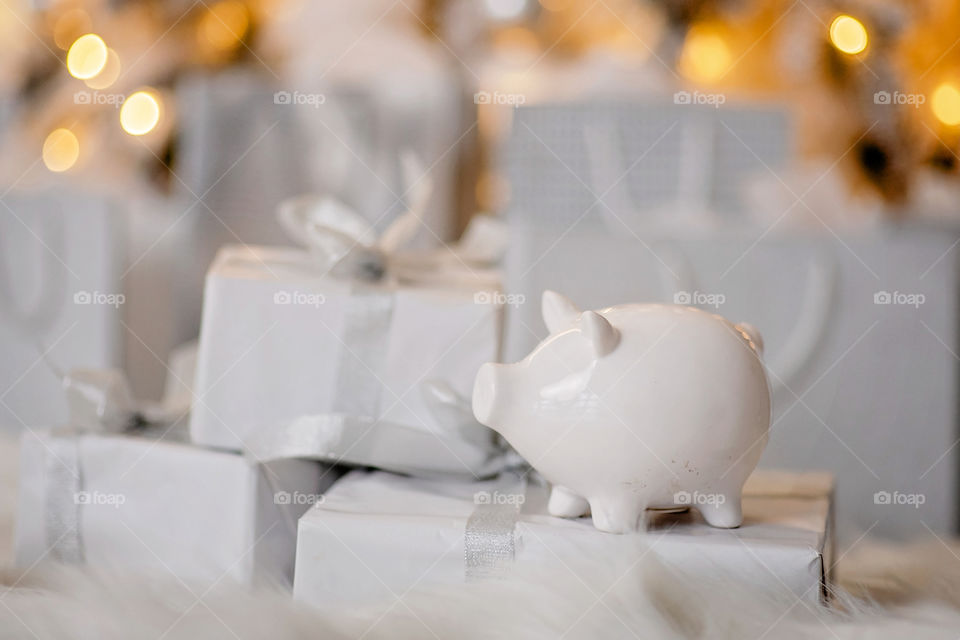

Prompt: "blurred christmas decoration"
[0,0,959,221]
[41,127,79,172]
[828,14,868,56]
[0,0,288,196]
[119,90,162,137]
[434,0,960,219]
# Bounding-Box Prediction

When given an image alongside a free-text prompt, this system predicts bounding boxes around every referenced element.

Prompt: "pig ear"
[580,311,619,357]
[542,290,581,333]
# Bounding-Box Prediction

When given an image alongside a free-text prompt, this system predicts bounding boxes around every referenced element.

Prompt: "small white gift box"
[190,244,504,477]
[293,469,834,608]
[15,428,337,587]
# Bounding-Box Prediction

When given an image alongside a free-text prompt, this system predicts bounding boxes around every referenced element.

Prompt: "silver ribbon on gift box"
[465,469,530,580]
[44,435,84,563]
[38,364,194,562]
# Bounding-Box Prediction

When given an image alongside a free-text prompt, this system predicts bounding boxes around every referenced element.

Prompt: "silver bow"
[276,153,506,287]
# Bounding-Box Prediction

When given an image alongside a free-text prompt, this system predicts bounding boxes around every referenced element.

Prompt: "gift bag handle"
[584,122,838,396]
[655,243,837,397]
[0,202,68,339]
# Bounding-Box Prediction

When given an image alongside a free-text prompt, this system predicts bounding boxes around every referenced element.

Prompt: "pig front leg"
[589,496,646,534]
[548,485,589,518]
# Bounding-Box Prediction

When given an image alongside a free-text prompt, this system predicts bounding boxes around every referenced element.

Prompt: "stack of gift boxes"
[14,205,836,605]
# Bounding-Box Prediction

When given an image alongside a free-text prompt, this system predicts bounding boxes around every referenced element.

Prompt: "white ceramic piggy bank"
[472,291,771,533]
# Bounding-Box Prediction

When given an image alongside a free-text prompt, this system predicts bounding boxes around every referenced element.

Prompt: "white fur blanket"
[2,436,960,639]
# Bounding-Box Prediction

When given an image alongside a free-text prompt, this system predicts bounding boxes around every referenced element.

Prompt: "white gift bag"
[499,100,959,539]
[504,216,958,541]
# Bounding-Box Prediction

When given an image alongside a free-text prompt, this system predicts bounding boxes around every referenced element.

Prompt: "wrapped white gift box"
[16,428,336,586]
[293,469,834,608]
[190,245,504,477]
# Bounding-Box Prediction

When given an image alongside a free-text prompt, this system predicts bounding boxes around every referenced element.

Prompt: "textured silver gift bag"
[498,100,958,539]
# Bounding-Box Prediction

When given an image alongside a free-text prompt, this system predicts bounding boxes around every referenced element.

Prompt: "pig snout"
[472,363,504,427]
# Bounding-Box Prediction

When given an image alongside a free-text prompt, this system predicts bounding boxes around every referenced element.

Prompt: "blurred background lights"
[66,33,107,79]
[52,9,92,50]
[42,128,79,172]
[120,91,161,135]
[484,0,527,21]
[84,48,121,90]
[932,83,960,127]
[679,26,731,83]
[829,15,868,55]
[200,0,250,51]
[538,0,572,11]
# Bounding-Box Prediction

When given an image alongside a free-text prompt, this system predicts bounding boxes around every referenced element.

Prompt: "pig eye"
[539,362,596,402]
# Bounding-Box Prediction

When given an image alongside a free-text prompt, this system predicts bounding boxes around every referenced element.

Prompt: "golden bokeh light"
[829,15,868,55]
[932,83,960,127]
[85,49,121,90]
[199,0,250,51]
[491,26,540,57]
[66,33,108,79]
[679,26,732,83]
[42,128,80,172]
[120,90,161,136]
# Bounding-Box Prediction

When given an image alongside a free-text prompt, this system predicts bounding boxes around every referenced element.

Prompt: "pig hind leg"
[697,493,743,528]
[548,486,590,518]
[589,496,645,534]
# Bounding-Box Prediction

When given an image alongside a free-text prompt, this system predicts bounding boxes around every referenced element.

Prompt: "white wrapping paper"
[15,428,337,587]
[190,245,504,477]
[293,469,834,608]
